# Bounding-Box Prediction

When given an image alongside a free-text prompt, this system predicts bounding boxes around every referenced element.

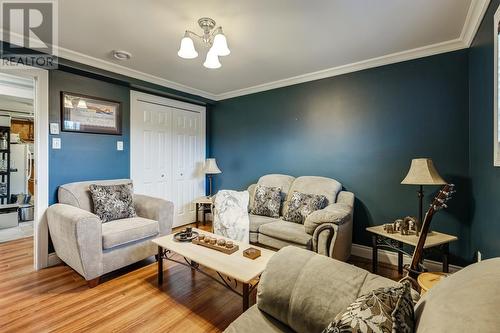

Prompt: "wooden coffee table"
[152,228,275,311]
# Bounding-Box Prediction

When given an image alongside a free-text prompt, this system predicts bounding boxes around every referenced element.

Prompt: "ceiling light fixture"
[112,50,132,61]
[178,17,230,69]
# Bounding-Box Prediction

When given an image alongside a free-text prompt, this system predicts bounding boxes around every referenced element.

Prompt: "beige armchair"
[247,174,354,261]
[47,179,173,287]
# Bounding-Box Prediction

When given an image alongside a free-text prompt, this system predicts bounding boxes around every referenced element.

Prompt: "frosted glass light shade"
[178,36,198,59]
[401,158,446,185]
[204,158,222,174]
[212,33,230,56]
[203,49,221,69]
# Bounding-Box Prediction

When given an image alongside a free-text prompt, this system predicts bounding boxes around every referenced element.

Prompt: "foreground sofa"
[47,179,173,287]
[248,174,354,261]
[225,246,500,333]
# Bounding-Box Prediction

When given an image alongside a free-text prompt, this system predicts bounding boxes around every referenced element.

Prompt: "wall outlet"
[117,141,123,151]
[52,137,61,150]
[477,251,482,262]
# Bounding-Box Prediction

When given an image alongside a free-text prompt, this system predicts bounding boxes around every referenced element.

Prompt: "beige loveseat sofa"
[47,179,173,287]
[248,174,354,261]
[225,246,500,333]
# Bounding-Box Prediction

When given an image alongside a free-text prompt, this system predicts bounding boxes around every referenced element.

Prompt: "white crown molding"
[460,0,491,47]
[1,0,489,101]
[215,38,467,100]
[351,243,462,273]
[215,0,490,100]
[56,47,218,101]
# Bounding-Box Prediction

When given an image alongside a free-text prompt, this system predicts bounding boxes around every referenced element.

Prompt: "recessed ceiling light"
[112,50,132,61]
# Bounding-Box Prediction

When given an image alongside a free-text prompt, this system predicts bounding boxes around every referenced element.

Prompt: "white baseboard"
[48,252,62,266]
[351,243,462,273]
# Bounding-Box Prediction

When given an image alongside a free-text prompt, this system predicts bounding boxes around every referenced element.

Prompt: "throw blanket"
[213,190,250,243]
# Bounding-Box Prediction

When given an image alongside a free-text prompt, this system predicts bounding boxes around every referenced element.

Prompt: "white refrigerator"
[10,143,33,195]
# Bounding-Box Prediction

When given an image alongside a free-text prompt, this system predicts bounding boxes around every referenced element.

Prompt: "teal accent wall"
[48,70,131,204]
[48,63,213,204]
[210,50,472,264]
[469,0,500,259]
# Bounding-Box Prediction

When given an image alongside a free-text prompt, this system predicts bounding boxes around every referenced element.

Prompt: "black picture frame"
[60,91,122,135]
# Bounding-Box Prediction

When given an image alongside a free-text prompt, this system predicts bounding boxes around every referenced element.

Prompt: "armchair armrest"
[134,194,174,236]
[47,203,102,280]
[304,202,352,235]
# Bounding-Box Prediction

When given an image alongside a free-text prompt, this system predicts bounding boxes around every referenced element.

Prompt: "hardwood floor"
[0,226,401,333]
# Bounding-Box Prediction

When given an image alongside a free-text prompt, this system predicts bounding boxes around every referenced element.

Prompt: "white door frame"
[130,90,206,226]
[0,66,49,270]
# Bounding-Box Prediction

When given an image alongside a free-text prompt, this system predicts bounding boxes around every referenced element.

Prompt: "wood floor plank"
[0,236,245,333]
[0,226,399,332]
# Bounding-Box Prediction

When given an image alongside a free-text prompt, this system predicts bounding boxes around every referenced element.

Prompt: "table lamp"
[401,158,446,235]
[204,158,222,197]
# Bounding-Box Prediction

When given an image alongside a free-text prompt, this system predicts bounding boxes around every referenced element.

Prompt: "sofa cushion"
[224,305,294,333]
[258,174,295,196]
[259,221,312,246]
[286,176,342,205]
[58,179,133,212]
[415,258,500,333]
[251,185,282,218]
[89,183,137,222]
[257,247,401,333]
[258,234,311,251]
[249,214,280,233]
[283,191,328,224]
[258,174,296,215]
[101,217,159,250]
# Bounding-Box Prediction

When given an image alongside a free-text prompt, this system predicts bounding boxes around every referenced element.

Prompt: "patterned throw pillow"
[89,183,137,223]
[322,282,415,333]
[251,185,282,218]
[283,191,328,224]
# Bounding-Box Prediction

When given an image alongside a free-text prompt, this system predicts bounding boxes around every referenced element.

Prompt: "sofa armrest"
[247,183,257,211]
[304,202,352,235]
[336,190,354,208]
[257,246,400,333]
[134,194,174,236]
[47,203,102,280]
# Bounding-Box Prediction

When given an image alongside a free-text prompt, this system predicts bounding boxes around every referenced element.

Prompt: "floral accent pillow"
[89,183,137,223]
[283,191,328,224]
[251,185,282,218]
[322,281,415,333]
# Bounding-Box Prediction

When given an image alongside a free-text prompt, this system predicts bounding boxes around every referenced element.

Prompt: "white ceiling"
[55,0,488,100]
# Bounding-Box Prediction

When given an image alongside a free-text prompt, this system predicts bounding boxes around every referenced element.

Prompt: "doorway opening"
[0,67,49,271]
[0,73,35,243]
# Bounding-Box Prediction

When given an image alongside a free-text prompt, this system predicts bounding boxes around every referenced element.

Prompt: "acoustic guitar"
[400,184,455,288]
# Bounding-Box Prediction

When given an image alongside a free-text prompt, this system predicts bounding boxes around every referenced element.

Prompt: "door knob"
[161,174,165,178]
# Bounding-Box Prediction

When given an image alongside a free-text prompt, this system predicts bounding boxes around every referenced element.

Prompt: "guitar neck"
[403,184,454,281]
[408,210,435,278]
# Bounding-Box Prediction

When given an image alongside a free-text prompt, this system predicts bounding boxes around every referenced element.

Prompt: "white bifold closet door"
[130,91,206,228]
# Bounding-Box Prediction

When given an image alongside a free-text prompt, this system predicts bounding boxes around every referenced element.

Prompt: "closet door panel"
[131,91,206,228]
[172,109,203,227]
[131,101,172,200]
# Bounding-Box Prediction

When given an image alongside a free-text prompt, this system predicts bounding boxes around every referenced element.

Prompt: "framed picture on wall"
[60,92,122,135]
